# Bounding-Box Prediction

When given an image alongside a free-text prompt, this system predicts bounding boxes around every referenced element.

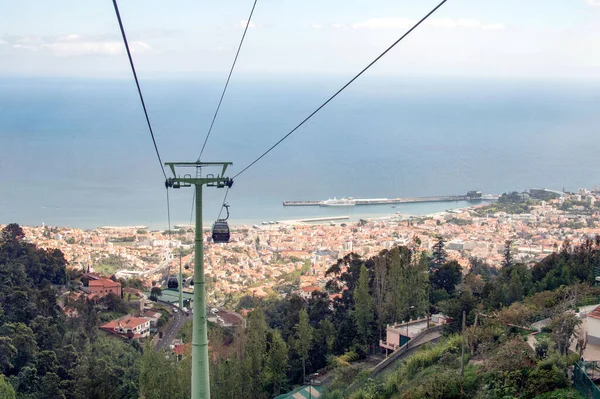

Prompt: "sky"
[0,0,599,79]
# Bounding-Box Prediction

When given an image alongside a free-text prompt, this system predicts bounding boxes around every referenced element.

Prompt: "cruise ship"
[320,198,356,207]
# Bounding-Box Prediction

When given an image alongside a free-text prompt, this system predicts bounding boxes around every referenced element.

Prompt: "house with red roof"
[587,305,600,346]
[172,344,190,361]
[100,315,151,339]
[88,278,122,298]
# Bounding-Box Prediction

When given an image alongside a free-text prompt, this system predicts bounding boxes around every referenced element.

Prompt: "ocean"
[1,75,599,229]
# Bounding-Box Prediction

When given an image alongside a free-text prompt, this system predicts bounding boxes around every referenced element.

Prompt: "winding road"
[155,301,189,352]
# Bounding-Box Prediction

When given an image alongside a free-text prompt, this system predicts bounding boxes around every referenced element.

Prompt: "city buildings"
[11,187,600,307]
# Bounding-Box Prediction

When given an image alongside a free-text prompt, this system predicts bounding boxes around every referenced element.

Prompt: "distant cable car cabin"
[167,275,179,289]
[212,204,230,244]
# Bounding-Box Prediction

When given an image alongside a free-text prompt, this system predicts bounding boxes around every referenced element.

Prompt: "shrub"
[534,336,550,359]
[404,335,461,378]
[532,388,584,399]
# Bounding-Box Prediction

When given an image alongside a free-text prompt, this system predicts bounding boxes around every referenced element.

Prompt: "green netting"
[574,362,600,399]
[275,385,323,399]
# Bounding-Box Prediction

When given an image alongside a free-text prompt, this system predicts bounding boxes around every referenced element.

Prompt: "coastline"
[1,201,492,231]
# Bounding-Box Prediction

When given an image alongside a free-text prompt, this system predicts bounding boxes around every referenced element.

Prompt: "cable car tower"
[165,161,233,399]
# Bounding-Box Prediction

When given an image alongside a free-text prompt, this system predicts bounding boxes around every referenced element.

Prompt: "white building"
[587,306,600,346]
[100,315,151,338]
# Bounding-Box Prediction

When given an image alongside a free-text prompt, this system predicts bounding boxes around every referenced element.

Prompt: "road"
[155,301,189,352]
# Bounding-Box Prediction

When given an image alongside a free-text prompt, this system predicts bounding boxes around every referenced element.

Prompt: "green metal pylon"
[165,161,233,399]
[179,250,184,310]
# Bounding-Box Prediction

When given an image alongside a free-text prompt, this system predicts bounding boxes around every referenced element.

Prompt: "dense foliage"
[0,224,141,399]
[3,221,600,398]
[321,235,600,399]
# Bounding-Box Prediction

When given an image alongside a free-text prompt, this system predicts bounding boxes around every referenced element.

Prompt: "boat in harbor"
[320,198,356,207]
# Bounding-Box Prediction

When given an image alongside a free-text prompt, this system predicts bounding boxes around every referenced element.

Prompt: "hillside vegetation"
[2,223,600,398]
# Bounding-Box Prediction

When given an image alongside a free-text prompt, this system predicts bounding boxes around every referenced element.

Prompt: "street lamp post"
[406,305,415,348]
[308,372,319,399]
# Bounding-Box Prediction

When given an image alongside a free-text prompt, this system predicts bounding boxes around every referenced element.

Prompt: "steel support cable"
[112,0,167,181]
[112,0,172,234]
[217,187,231,220]
[193,0,259,223]
[233,0,448,180]
[197,0,259,161]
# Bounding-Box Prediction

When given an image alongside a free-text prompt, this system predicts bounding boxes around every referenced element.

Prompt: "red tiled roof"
[89,278,121,288]
[143,311,162,319]
[100,315,150,330]
[588,306,600,320]
[173,344,189,356]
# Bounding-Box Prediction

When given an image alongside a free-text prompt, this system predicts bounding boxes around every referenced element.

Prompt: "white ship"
[320,197,356,207]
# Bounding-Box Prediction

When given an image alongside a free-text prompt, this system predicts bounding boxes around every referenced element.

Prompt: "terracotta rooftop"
[588,305,600,320]
[100,315,150,330]
[173,344,189,356]
[89,278,121,288]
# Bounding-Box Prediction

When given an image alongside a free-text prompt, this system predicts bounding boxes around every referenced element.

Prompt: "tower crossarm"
[164,162,233,189]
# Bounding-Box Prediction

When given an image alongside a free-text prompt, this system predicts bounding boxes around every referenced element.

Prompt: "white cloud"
[482,23,507,31]
[587,0,600,6]
[5,34,152,56]
[311,24,323,30]
[352,18,413,30]
[332,23,345,29]
[352,17,506,31]
[239,20,262,29]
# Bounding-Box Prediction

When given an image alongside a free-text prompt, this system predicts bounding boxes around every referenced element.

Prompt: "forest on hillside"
[2,222,600,398]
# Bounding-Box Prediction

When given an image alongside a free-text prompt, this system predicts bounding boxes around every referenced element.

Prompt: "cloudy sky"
[1,0,599,79]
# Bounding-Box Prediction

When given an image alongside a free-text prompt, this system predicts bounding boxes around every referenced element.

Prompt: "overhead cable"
[112,0,172,238]
[217,187,231,220]
[197,0,259,161]
[194,0,259,224]
[233,0,449,179]
[112,0,167,181]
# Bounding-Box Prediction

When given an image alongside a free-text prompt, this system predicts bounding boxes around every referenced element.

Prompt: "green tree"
[503,239,514,268]
[15,366,38,396]
[0,374,15,399]
[508,271,524,303]
[0,223,25,246]
[1,322,38,371]
[319,318,336,354]
[431,236,447,270]
[294,308,313,383]
[39,372,65,399]
[0,337,16,375]
[139,344,188,399]
[149,287,162,302]
[30,316,63,351]
[431,260,462,295]
[266,330,289,397]
[245,309,268,398]
[37,350,59,376]
[353,264,374,348]
[386,246,411,322]
[550,312,581,356]
[71,337,140,399]
[373,253,389,341]
[405,252,429,320]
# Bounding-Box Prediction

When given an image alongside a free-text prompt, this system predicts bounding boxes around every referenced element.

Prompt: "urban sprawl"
[11,188,600,307]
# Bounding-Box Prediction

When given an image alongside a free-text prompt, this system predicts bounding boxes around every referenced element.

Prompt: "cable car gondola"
[212,204,230,244]
[167,275,179,289]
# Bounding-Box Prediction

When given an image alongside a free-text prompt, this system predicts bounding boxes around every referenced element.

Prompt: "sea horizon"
[2,75,599,230]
